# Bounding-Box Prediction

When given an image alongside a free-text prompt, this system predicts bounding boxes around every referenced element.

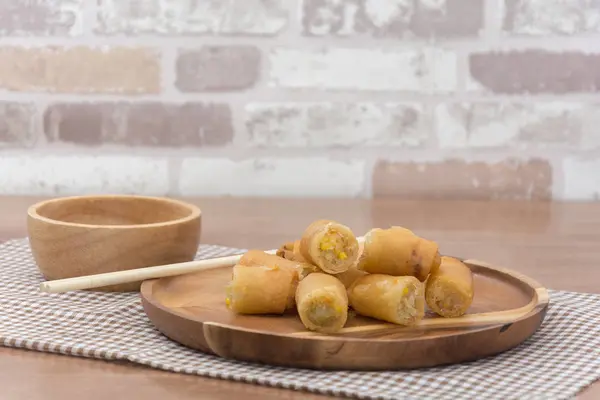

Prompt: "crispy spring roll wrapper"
[276,240,310,264]
[299,220,360,274]
[425,256,474,318]
[295,273,349,333]
[292,240,309,263]
[225,262,298,315]
[348,274,425,326]
[239,249,317,280]
[357,227,441,282]
[334,264,368,289]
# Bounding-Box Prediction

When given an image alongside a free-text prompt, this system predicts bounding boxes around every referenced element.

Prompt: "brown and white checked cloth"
[0,238,599,400]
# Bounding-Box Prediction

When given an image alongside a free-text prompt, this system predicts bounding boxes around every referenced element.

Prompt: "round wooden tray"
[140,258,549,370]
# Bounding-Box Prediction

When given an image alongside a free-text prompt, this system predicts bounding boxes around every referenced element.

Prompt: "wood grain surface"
[0,196,599,400]
[141,259,548,370]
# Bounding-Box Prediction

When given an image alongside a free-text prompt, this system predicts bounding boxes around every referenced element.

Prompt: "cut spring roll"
[225,251,300,314]
[348,274,425,326]
[357,227,441,282]
[295,273,348,333]
[299,220,360,274]
[425,256,474,318]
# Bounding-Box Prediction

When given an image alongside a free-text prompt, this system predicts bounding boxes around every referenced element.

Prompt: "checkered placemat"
[0,238,598,400]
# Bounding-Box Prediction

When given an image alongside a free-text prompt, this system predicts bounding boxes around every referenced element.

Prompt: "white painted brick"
[364,0,410,29]
[0,1,84,36]
[303,0,483,37]
[0,155,169,196]
[435,102,586,148]
[504,0,600,35]
[562,157,600,200]
[97,0,287,35]
[245,102,427,147]
[268,47,457,91]
[179,158,365,197]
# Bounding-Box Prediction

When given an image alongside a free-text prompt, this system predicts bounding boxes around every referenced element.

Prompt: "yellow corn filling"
[319,231,349,260]
[320,237,335,251]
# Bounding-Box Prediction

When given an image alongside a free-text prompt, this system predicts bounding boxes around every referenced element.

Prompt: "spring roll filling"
[306,295,344,327]
[429,281,467,315]
[400,285,419,320]
[395,279,425,324]
[317,228,353,266]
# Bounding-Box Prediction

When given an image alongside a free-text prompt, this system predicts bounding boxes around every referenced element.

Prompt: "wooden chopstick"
[39,249,277,293]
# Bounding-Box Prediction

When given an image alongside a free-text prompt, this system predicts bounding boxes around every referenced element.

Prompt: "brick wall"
[0,0,599,200]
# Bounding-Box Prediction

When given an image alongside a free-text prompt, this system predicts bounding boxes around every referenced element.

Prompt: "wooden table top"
[0,196,598,400]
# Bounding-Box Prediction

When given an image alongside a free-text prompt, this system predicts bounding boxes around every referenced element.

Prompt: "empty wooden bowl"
[27,195,201,292]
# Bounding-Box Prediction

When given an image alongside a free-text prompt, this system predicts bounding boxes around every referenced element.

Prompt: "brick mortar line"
[455,47,468,97]
[363,157,376,198]
[229,97,250,147]
[81,1,97,39]
[1,34,600,51]
[483,0,503,43]
[550,156,566,200]
[282,0,303,40]
[30,98,48,147]
[160,46,178,99]
[1,91,600,104]
[3,146,599,160]
[349,149,597,164]
[167,156,182,197]
[423,103,437,148]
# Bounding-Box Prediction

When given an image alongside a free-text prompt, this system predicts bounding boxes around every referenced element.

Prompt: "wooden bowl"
[27,195,201,292]
[141,259,549,370]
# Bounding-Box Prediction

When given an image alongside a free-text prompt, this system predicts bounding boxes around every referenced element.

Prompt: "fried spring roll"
[425,256,474,318]
[295,273,348,333]
[226,250,308,314]
[357,227,441,282]
[225,261,298,314]
[348,274,425,326]
[299,220,360,274]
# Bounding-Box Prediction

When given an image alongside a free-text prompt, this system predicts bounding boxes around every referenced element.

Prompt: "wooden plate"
[140,258,549,370]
